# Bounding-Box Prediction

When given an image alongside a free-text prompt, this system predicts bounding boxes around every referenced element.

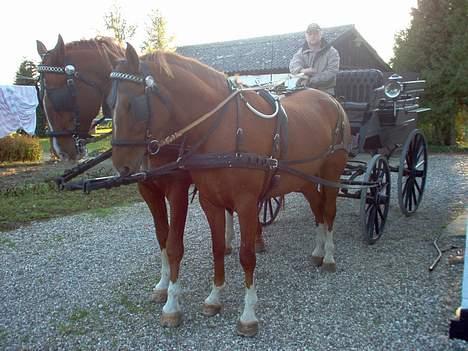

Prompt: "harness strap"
[177,152,377,190]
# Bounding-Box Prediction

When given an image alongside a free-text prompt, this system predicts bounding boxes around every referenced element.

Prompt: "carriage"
[258,68,429,244]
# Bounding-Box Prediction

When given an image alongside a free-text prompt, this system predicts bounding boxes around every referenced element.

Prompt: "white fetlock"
[203,283,225,316]
[154,249,170,291]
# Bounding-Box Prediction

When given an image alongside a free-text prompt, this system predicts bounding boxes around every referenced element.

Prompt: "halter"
[37,61,106,155]
[108,62,170,155]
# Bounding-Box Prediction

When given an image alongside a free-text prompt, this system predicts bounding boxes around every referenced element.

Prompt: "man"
[289,23,340,95]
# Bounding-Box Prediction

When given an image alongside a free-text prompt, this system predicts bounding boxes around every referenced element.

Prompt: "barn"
[176,24,391,84]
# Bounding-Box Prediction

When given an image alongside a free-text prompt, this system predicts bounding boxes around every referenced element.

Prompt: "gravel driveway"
[1,153,467,350]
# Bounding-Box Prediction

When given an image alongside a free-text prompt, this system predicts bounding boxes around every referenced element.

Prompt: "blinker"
[130,94,150,120]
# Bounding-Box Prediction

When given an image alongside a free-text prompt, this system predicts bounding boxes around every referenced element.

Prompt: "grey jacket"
[289,39,340,95]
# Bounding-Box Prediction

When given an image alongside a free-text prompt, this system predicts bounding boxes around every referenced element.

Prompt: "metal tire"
[360,154,391,244]
[397,129,428,216]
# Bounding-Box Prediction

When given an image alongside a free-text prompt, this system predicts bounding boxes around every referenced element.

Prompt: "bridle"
[108,62,170,156]
[37,60,107,155]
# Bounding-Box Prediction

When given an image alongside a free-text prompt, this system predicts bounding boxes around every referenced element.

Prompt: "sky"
[0,0,418,85]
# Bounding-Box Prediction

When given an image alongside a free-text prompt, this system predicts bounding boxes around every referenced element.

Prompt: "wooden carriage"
[260,69,429,244]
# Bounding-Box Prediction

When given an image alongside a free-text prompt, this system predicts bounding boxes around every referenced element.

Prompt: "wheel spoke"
[262,202,268,223]
[414,179,422,196]
[268,199,274,219]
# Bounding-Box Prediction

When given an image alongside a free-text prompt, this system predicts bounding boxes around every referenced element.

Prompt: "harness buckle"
[268,157,279,169]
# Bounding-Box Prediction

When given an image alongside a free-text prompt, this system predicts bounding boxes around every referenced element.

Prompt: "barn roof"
[176,25,390,74]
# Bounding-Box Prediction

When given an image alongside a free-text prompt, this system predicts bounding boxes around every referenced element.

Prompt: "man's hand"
[301,67,316,76]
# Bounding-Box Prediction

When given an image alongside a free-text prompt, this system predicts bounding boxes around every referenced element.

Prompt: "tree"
[141,9,174,53]
[15,59,37,86]
[103,2,137,45]
[391,0,468,145]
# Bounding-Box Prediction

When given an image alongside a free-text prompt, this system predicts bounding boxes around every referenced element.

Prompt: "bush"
[0,134,42,162]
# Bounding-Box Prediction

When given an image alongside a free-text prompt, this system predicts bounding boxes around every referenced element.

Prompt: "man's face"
[305,30,321,47]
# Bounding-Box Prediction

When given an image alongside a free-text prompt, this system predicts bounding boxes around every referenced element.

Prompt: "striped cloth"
[0,85,38,138]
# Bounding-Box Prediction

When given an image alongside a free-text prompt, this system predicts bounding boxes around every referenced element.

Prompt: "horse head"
[36,35,123,161]
[110,43,231,176]
[110,43,177,176]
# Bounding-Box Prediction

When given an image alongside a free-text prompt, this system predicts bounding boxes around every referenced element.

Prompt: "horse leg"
[160,181,190,327]
[320,152,347,273]
[236,201,259,337]
[200,197,226,317]
[255,219,266,253]
[321,185,339,273]
[302,185,325,266]
[138,182,170,303]
[225,209,234,255]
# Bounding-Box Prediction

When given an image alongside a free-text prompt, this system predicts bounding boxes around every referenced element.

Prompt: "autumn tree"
[141,9,174,53]
[103,2,137,45]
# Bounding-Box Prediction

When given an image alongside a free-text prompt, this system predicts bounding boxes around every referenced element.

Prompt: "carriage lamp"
[384,74,403,99]
[64,65,76,76]
[384,81,402,99]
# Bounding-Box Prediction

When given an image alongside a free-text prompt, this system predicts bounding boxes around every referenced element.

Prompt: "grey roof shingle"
[176,25,355,74]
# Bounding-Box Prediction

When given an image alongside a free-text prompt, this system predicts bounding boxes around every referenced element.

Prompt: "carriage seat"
[336,69,383,134]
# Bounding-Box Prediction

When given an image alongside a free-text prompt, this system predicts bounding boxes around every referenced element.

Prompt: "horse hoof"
[236,320,258,337]
[202,303,222,316]
[255,241,266,253]
[311,256,324,267]
[322,262,336,273]
[150,289,167,303]
[160,311,182,328]
[224,246,233,255]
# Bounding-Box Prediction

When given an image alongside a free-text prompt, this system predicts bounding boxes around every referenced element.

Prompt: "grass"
[39,136,112,158]
[0,182,142,232]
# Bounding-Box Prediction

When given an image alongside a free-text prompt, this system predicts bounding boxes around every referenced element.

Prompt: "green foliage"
[103,2,137,45]
[390,0,468,145]
[141,9,174,53]
[0,134,42,162]
[14,59,37,85]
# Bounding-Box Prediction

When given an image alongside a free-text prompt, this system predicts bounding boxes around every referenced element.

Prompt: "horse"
[36,35,124,161]
[35,35,244,304]
[110,43,351,336]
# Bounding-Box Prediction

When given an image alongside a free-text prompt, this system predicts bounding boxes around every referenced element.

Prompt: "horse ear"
[36,40,48,59]
[126,43,140,72]
[53,34,65,62]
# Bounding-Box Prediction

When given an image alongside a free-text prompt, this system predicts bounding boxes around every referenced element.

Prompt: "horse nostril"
[120,166,130,177]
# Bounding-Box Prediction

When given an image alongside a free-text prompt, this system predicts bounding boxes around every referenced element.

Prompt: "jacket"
[289,39,340,95]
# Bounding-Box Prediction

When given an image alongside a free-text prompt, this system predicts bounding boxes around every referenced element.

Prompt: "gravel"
[0,153,467,350]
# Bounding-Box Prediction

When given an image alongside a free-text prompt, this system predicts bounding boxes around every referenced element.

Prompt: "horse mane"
[141,51,227,89]
[64,36,125,67]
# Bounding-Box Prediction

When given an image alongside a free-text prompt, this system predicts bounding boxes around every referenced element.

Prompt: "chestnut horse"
[111,44,351,336]
[36,35,239,304]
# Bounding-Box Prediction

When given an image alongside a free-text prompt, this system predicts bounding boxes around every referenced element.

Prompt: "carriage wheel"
[259,196,283,226]
[398,129,428,216]
[360,154,391,244]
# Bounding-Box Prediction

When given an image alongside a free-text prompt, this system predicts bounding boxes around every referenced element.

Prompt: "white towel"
[0,85,38,138]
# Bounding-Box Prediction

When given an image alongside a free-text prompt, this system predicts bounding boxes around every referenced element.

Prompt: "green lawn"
[0,181,142,232]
